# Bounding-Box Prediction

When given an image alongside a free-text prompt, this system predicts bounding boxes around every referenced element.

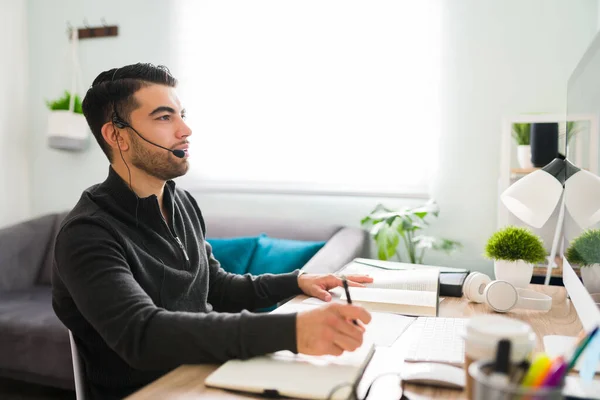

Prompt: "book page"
[358,268,439,292]
[335,287,437,308]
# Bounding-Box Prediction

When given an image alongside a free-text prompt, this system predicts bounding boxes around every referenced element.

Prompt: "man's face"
[127,84,192,181]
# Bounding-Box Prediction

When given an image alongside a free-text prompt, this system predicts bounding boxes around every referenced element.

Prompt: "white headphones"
[463,272,552,313]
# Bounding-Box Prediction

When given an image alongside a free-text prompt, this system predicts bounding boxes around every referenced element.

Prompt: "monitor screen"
[564,28,600,329]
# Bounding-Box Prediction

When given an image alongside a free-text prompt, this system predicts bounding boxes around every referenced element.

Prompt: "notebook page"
[274,302,415,347]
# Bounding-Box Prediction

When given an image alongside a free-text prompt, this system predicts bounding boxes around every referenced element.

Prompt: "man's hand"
[298,273,373,302]
[296,303,371,356]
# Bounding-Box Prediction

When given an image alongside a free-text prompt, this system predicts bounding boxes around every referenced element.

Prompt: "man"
[52,63,372,399]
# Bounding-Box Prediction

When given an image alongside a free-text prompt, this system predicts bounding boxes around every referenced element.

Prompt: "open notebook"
[204,341,375,400]
[303,268,440,317]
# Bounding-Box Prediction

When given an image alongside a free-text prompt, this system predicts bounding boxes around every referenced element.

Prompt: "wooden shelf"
[532,256,582,278]
[510,167,540,178]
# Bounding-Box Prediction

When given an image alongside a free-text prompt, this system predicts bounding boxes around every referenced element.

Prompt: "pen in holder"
[468,360,564,400]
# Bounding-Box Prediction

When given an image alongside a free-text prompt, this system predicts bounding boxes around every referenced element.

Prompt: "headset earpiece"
[112,115,128,129]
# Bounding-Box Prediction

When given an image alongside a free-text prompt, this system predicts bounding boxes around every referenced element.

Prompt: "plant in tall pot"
[512,123,533,169]
[485,226,546,288]
[566,229,600,294]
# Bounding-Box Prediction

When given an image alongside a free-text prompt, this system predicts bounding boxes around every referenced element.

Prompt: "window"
[174,0,441,197]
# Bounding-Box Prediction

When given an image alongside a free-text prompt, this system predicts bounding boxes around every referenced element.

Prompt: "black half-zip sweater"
[52,166,303,399]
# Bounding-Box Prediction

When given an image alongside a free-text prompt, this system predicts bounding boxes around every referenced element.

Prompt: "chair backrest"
[68,330,86,400]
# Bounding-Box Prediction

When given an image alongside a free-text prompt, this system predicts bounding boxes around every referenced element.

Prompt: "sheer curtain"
[174,0,441,197]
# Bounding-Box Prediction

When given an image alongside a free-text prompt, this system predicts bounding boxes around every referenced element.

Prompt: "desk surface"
[126,284,582,400]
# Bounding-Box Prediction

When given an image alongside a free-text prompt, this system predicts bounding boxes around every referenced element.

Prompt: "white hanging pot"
[47,27,88,152]
[494,259,533,288]
[47,110,89,151]
[517,145,533,169]
[580,264,600,294]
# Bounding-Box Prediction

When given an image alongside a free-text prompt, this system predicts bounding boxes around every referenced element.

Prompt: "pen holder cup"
[468,361,564,400]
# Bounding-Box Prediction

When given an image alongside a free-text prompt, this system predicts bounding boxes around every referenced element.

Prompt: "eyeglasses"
[326,372,408,400]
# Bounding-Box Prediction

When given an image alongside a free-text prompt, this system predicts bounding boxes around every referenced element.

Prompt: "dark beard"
[129,132,189,181]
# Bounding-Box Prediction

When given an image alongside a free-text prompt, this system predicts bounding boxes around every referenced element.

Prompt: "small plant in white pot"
[566,229,600,294]
[512,123,533,169]
[46,90,89,151]
[485,226,547,288]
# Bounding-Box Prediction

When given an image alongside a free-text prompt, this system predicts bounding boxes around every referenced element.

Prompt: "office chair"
[68,330,86,400]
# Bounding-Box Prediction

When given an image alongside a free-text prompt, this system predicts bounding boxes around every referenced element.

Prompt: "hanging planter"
[46,92,89,151]
[46,27,89,152]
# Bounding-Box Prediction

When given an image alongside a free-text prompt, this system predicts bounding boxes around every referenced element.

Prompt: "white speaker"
[463,272,552,313]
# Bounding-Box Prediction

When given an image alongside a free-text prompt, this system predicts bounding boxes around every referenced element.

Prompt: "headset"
[111,114,185,159]
[463,272,552,313]
[109,67,185,159]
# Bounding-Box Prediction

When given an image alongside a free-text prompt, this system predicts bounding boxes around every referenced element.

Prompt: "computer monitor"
[564,27,600,330]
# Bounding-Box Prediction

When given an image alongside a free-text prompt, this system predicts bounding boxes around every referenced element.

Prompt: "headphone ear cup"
[484,280,518,313]
[464,272,491,304]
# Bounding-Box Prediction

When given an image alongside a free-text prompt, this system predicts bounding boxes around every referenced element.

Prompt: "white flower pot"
[47,111,89,151]
[494,259,533,288]
[517,145,533,169]
[580,264,600,294]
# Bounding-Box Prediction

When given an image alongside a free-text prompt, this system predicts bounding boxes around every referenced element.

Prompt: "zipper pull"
[175,237,189,261]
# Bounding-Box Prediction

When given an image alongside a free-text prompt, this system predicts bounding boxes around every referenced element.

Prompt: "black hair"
[81,63,177,161]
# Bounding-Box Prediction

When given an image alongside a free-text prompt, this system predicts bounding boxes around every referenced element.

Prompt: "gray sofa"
[0,211,369,390]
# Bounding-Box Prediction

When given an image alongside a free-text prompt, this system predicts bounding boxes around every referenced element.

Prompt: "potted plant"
[46,90,89,151]
[360,199,461,264]
[566,229,600,293]
[485,226,546,288]
[512,123,533,169]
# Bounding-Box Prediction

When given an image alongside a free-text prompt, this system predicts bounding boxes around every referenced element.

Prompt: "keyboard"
[402,317,468,366]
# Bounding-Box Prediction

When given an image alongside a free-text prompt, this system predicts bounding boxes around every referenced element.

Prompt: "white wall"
[27,0,178,218]
[27,0,598,275]
[0,0,30,227]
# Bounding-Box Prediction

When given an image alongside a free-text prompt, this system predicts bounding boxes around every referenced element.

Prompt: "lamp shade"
[564,169,600,229]
[501,169,563,228]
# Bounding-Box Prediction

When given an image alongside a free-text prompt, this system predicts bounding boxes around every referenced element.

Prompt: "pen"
[341,276,359,326]
[521,353,552,387]
[540,358,567,388]
[567,326,599,371]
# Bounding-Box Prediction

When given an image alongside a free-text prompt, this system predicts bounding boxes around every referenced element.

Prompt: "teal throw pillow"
[206,236,259,275]
[247,234,326,276]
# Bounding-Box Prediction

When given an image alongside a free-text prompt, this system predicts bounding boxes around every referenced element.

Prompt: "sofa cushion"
[0,287,73,383]
[206,236,260,275]
[0,214,58,291]
[247,234,326,276]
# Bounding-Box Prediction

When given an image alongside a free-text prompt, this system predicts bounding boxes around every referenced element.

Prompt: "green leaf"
[46,90,84,114]
[511,123,531,145]
[369,220,386,236]
[375,225,399,260]
[433,238,463,254]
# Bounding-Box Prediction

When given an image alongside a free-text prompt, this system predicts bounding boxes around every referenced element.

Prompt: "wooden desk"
[126,284,582,400]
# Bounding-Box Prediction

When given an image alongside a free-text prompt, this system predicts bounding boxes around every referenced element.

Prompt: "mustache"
[171,141,190,149]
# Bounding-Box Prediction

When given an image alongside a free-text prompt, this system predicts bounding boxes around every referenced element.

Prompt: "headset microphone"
[112,116,186,159]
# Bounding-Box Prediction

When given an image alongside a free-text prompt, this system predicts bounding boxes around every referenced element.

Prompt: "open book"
[303,267,440,317]
[204,341,375,400]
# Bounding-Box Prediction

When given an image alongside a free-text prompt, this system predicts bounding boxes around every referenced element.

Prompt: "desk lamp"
[501,157,600,285]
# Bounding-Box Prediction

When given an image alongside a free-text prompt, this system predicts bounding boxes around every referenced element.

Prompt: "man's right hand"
[296,303,371,356]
